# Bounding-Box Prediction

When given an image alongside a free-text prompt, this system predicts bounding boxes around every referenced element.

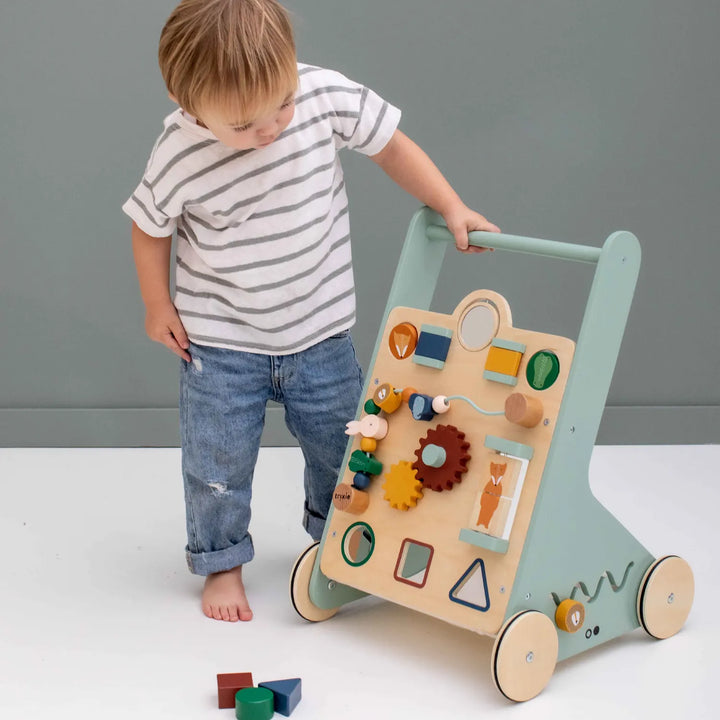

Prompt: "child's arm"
[131,222,191,361]
[371,130,500,252]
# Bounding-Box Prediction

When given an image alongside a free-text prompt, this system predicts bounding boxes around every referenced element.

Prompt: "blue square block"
[413,325,452,369]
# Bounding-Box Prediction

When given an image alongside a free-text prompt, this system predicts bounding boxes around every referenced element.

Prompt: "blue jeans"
[179,331,363,576]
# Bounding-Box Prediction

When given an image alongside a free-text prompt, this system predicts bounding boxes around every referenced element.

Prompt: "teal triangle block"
[258,678,302,716]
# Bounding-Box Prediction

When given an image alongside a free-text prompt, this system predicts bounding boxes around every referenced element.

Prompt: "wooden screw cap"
[332,483,369,514]
[373,382,403,413]
[555,599,585,633]
[505,393,544,428]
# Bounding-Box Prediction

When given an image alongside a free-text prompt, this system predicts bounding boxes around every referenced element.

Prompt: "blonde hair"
[159,0,297,120]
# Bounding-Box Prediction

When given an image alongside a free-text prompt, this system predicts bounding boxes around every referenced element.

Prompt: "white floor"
[0,445,717,720]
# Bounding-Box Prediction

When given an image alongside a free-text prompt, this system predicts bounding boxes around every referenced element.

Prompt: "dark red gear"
[412,424,471,492]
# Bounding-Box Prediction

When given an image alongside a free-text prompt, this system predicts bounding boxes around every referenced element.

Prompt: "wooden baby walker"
[289,208,694,702]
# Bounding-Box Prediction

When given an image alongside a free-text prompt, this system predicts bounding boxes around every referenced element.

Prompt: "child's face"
[198,94,296,151]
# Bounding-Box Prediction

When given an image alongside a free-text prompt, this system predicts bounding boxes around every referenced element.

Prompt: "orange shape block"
[485,346,523,376]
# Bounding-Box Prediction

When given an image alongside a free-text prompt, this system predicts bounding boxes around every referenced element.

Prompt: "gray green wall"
[1,0,718,446]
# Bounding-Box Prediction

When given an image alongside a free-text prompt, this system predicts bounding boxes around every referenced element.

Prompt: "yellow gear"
[382,461,424,511]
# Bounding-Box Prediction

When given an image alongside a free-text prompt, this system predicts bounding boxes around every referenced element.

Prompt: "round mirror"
[341,522,375,566]
[459,301,499,350]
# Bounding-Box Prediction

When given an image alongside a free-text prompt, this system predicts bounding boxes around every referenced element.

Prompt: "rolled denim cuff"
[185,535,254,576]
[303,503,327,542]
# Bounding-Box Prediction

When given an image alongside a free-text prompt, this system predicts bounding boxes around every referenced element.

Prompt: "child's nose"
[257,119,277,137]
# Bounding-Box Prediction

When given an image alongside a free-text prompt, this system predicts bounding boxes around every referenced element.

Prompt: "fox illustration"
[477,461,506,528]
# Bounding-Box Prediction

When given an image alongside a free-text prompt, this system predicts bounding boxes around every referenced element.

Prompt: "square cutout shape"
[394,539,434,588]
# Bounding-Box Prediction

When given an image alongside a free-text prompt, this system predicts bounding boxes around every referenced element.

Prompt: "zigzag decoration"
[551,561,634,605]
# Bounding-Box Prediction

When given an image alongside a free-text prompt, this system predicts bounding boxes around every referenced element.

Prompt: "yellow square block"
[485,346,522,376]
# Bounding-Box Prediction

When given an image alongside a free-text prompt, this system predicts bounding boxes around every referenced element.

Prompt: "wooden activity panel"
[290,209,694,702]
[321,290,575,634]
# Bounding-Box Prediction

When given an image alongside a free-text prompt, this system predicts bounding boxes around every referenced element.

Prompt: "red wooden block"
[217,672,253,709]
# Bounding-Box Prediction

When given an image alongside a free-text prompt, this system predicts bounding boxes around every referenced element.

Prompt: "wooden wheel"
[289,542,339,622]
[637,555,694,639]
[491,611,558,702]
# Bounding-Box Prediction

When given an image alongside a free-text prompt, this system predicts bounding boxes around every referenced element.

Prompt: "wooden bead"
[505,393,544,428]
[352,472,371,490]
[432,395,450,413]
[332,483,369,514]
[401,386,418,404]
[364,398,381,415]
[360,437,377,453]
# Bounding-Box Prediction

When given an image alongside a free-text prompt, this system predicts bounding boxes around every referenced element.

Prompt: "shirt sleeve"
[121,137,178,238]
[322,69,402,156]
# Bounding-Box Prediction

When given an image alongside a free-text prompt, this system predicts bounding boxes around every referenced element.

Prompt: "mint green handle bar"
[426,224,602,264]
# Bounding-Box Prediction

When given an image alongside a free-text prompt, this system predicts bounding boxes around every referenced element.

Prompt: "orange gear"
[382,461,424,511]
[412,424,470,492]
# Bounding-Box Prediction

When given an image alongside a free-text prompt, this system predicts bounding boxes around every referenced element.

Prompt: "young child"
[123,0,499,623]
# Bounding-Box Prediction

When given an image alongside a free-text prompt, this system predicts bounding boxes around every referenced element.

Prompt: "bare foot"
[202,566,253,622]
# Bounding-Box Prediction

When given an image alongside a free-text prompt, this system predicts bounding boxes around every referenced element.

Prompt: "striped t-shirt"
[122,63,401,354]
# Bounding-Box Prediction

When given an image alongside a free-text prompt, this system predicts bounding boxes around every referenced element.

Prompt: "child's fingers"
[463,217,500,252]
[170,318,190,350]
[169,318,191,359]
[162,325,191,361]
[165,335,192,361]
[453,228,470,251]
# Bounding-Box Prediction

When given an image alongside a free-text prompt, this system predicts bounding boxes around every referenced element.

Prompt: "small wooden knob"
[332,483,369,514]
[555,599,585,633]
[505,393,544,428]
[421,443,447,468]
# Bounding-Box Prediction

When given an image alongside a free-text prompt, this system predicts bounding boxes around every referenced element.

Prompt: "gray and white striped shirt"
[122,63,401,354]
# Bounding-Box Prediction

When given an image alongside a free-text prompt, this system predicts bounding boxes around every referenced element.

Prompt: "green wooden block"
[485,435,534,460]
[413,355,447,369]
[236,687,274,720]
[483,369,519,386]
[458,528,509,554]
[491,337,527,353]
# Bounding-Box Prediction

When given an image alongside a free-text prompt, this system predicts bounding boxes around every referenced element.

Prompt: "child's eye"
[232,124,252,133]
[281,99,294,109]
